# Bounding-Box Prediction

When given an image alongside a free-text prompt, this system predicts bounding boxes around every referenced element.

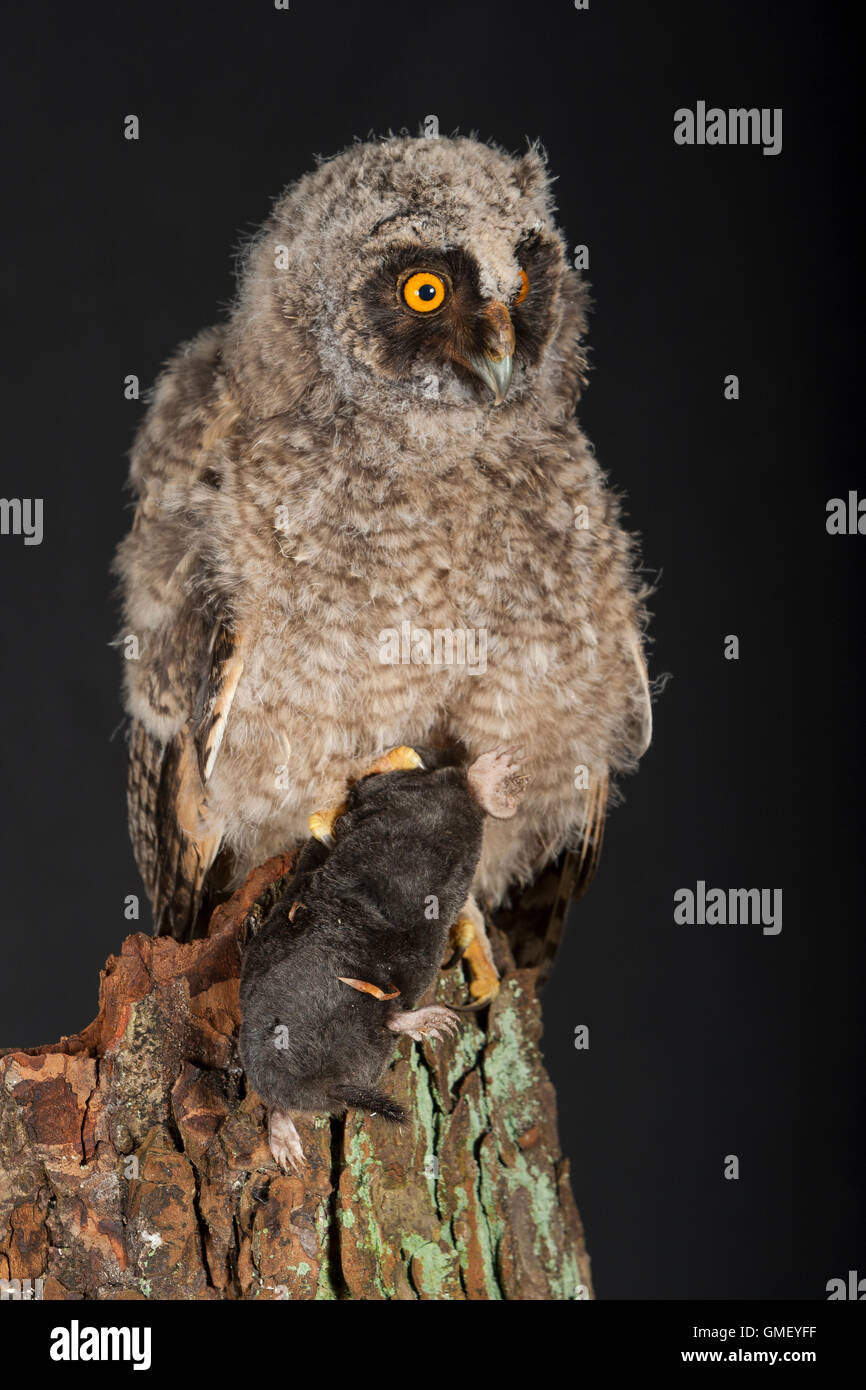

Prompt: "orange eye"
[514,268,530,305]
[402,271,447,313]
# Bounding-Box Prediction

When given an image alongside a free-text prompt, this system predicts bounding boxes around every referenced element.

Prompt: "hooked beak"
[464,300,515,406]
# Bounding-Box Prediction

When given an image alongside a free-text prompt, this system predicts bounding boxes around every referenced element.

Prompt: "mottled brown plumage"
[115,134,652,969]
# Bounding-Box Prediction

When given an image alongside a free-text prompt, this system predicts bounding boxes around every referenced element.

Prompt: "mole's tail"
[331,1084,404,1122]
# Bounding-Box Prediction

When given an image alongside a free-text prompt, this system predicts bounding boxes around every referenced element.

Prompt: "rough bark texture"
[0,857,592,1301]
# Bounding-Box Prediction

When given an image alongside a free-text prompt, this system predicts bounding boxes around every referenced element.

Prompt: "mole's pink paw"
[268,1109,306,1174]
[387,1006,460,1043]
[467,745,529,819]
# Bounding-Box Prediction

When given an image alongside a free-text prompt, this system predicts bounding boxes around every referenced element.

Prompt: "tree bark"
[0,857,592,1301]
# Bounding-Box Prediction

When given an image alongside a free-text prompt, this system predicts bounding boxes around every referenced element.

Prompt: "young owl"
[115,134,652,999]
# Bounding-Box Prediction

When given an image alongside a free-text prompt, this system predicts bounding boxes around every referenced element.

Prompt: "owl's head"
[229,136,587,418]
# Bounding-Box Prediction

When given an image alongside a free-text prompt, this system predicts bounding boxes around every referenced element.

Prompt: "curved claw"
[308,807,340,846]
[450,992,498,1013]
[361,745,424,776]
[469,977,501,1007]
[448,913,501,1010]
[389,1005,460,1042]
[268,1110,305,1173]
[445,916,476,970]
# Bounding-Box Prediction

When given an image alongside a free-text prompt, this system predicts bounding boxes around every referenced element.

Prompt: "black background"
[0,0,862,1301]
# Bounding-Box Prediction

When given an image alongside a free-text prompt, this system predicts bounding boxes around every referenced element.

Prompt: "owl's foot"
[308,746,424,845]
[449,901,500,1006]
[387,1005,460,1043]
[444,915,476,966]
[359,745,424,777]
[308,804,344,847]
[269,1108,305,1174]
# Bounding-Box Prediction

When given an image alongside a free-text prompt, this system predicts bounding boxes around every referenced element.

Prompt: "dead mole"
[239,745,528,1171]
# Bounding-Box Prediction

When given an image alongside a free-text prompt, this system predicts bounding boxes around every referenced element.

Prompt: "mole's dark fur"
[239,748,494,1123]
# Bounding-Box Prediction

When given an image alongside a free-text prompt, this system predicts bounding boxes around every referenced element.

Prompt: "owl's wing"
[118,333,246,939]
[494,770,608,984]
[127,618,244,939]
[496,630,651,983]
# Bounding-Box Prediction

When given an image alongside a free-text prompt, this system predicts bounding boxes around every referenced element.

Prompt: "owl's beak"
[465,300,515,405]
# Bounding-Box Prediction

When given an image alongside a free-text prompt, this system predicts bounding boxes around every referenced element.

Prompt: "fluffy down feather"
[114,134,652,947]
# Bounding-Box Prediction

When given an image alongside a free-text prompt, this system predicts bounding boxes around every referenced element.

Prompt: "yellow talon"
[308,805,344,845]
[464,940,500,1005]
[308,748,423,845]
[360,745,424,776]
[450,915,500,1005]
[448,917,476,955]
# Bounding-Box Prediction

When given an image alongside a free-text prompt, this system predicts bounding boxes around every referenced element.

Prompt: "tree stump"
[0,857,592,1301]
